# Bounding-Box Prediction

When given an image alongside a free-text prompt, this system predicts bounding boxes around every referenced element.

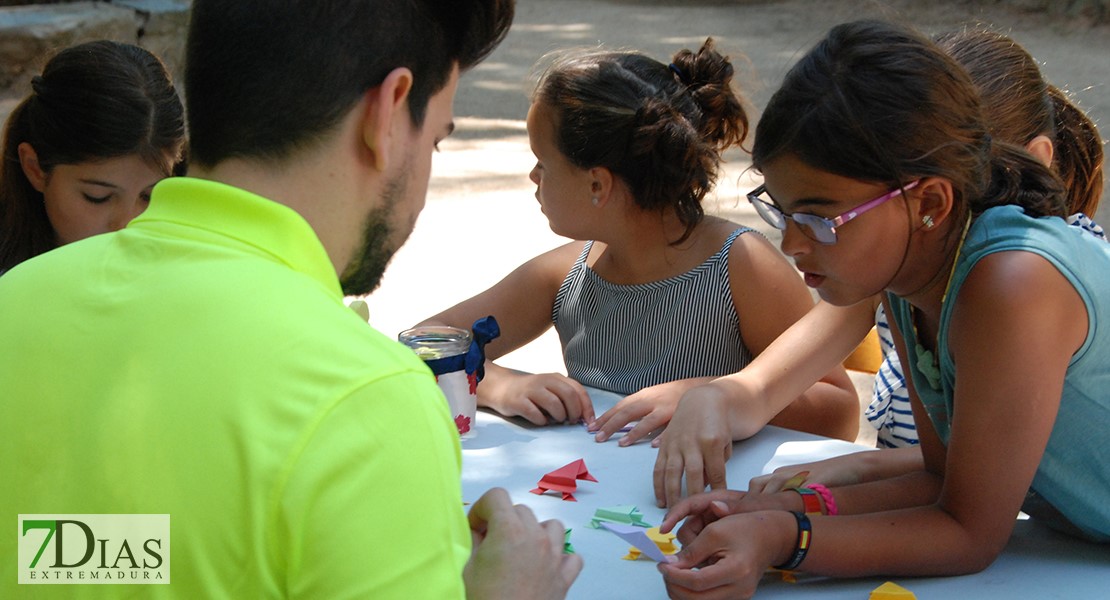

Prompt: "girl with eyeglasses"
[655,19,1109,598]
[417,39,858,441]
[736,25,1108,497]
[652,24,1107,511]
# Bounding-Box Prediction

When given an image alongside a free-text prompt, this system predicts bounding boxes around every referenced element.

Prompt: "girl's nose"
[779,219,812,259]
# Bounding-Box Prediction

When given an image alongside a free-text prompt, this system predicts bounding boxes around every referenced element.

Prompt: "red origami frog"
[530,459,597,501]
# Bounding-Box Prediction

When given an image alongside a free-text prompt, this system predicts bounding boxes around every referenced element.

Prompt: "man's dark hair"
[184,0,514,168]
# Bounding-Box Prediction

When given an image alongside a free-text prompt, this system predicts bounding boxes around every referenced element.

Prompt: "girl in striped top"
[421,39,859,444]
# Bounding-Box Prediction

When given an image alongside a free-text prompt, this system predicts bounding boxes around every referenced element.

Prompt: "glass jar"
[398,326,476,437]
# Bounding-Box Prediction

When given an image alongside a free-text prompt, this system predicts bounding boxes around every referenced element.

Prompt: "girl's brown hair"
[752,20,1067,231]
[0,40,186,272]
[936,27,1103,217]
[534,38,749,244]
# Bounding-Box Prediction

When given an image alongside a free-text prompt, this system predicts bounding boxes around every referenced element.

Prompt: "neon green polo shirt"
[0,177,469,597]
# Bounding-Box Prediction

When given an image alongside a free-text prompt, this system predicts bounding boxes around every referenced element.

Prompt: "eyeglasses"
[746,180,920,244]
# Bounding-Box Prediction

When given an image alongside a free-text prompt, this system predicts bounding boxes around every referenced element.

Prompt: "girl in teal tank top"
[657,19,1110,598]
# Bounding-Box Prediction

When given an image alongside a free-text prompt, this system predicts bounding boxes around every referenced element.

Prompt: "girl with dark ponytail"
[419,39,858,441]
[658,20,1110,596]
[0,40,186,273]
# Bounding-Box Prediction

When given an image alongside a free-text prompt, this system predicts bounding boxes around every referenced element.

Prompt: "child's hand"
[749,463,838,494]
[749,446,925,494]
[659,489,747,542]
[652,383,739,507]
[590,378,710,446]
[484,371,594,426]
[658,510,796,600]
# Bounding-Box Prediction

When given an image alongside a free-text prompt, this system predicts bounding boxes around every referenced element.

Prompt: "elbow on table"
[917,518,1012,577]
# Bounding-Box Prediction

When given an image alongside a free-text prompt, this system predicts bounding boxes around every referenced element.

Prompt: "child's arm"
[661,250,1087,593]
[419,242,595,425]
[727,232,860,440]
[653,297,877,507]
[591,231,860,448]
[795,250,1084,574]
[747,446,925,494]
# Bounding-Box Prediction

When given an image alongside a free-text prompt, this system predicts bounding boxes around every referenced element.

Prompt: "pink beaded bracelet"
[805,483,838,516]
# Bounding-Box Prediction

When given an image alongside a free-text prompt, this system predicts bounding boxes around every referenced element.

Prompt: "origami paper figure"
[588,505,652,529]
[620,527,678,561]
[870,581,916,599]
[530,459,597,501]
[563,529,575,554]
[599,523,676,563]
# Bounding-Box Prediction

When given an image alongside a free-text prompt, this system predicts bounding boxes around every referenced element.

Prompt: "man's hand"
[465,488,582,599]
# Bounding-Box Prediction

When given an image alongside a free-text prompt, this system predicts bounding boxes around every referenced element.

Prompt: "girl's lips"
[803,272,826,288]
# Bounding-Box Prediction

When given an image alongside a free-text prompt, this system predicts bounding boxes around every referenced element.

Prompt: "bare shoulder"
[952,250,1086,355]
[714,218,794,271]
[523,240,590,282]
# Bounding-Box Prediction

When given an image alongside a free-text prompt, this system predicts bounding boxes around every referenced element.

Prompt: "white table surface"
[460,389,1110,599]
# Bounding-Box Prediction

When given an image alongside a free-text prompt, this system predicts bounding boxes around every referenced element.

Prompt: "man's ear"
[588,166,614,208]
[361,67,414,172]
[17,143,47,193]
[913,177,955,231]
[1025,134,1055,168]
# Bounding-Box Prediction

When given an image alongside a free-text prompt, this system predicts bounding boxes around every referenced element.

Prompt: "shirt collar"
[135,177,342,297]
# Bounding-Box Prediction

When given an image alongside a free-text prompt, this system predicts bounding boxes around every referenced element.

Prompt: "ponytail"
[976,140,1068,219]
[0,100,56,272]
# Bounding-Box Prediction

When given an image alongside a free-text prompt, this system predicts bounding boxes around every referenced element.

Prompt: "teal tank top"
[888,205,1110,541]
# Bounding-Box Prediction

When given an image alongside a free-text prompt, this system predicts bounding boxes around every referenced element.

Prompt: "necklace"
[913,216,971,391]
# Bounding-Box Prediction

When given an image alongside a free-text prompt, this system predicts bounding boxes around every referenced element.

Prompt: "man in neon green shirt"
[0,1,581,597]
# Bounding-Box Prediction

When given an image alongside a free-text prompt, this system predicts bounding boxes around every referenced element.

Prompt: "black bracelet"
[773,511,812,571]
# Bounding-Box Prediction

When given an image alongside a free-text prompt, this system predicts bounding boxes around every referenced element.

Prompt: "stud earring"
[591,196,600,206]
[922,215,935,229]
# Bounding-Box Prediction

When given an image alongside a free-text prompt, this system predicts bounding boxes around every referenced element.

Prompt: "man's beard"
[339,170,410,296]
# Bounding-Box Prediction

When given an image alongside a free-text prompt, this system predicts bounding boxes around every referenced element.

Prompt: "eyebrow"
[78,178,120,188]
[791,196,842,211]
[764,188,841,212]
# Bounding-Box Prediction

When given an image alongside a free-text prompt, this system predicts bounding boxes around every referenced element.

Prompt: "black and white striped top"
[552,228,754,395]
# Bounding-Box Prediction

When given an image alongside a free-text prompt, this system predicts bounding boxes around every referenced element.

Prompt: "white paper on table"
[760,440,876,475]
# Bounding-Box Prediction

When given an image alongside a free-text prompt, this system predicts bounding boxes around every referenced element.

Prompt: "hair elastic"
[668,63,687,83]
[805,483,839,516]
[789,487,823,515]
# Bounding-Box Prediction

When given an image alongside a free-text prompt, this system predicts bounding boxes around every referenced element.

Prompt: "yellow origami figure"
[622,527,678,560]
[870,581,916,599]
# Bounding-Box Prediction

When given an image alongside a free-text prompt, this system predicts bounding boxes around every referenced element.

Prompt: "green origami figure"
[588,505,651,529]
